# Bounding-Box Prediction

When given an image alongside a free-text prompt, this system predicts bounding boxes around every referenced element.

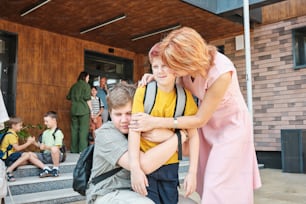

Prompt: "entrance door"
[84,50,133,88]
[0,31,17,117]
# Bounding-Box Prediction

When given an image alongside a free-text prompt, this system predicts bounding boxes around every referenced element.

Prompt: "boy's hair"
[44,111,58,119]
[7,117,23,127]
[148,42,161,64]
[107,83,136,111]
[91,86,98,90]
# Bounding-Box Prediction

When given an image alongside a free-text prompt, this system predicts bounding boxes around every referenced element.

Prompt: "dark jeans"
[146,163,179,204]
[5,152,22,167]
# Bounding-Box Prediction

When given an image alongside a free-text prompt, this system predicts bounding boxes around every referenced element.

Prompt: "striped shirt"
[91,96,104,115]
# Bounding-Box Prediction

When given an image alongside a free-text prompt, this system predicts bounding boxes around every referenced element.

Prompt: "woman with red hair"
[130,27,262,204]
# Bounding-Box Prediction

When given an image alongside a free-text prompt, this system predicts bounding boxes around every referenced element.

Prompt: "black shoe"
[51,169,59,177]
[39,169,52,178]
[6,172,16,182]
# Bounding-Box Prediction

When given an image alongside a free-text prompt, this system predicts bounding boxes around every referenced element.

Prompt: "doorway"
[84,50,133,88]
[0,31,17,117]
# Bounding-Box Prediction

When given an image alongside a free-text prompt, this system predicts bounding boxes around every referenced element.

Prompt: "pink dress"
[182,52,262,204]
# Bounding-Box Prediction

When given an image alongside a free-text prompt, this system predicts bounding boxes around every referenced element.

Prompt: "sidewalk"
[255,168,306,204]
[69,168,306,204]
[188,168,306,204]
[180,169,306,204]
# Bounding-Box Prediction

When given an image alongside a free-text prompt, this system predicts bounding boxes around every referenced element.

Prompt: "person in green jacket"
[67,71,92,153]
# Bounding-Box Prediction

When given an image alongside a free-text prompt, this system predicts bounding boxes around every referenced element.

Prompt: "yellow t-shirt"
[132,85,198,164]
[0,129,18,159]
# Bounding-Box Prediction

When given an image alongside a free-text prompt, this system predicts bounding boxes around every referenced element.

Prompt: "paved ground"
[254,168,306,204]
[68,168,306,204]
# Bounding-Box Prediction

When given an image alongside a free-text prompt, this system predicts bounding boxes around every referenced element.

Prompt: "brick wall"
[211,15,306,151]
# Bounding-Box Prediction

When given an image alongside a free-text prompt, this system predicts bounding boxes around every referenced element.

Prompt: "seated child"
[0,117,49,181]
[33,111,64,178]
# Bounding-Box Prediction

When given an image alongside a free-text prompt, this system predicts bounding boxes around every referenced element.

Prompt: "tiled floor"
[68,168,306,204]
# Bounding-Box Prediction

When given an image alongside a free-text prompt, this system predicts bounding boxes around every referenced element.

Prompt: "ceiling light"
[131,24,181,41]
[20,0,51,17]
[80,14,127,34]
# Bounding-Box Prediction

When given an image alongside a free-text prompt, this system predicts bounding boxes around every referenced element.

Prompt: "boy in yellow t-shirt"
[128,43,199,204]
[1,117,46,182]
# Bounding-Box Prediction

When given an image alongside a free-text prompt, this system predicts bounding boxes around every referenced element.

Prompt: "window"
[293,27,306,69]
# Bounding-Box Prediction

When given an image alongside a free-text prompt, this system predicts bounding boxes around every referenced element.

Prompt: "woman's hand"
[129,113,155,132]
[183,172,197,197]
[138,73,154,87]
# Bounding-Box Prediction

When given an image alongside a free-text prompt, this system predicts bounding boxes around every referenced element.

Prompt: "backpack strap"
[52,128,60,140]
[143,81,157,114]
[143,81,187,161]
[51,128,65,156]
[173,84,186,117]
[91,167,122,185]
[173,84,186,160]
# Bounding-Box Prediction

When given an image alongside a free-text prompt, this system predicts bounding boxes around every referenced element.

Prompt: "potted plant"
[18,123,45,152]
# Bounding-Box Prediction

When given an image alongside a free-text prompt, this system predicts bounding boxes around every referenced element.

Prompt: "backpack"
[0,130,13,160]
[144,81,187,159]
[144,81,186,117]
[72,144,122,196]
[38,127,67,162]
[72,81,187,196]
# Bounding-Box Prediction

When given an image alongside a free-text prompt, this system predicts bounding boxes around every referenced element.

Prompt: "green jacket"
[66,80,91,116]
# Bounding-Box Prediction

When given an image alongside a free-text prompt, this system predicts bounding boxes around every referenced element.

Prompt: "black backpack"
[72,144,122,196]
[0,130,13,160]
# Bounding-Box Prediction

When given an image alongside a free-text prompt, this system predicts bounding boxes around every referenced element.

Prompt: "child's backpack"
[0,130,13,160]
[72,144,122,196]
[72,81,187,196]
[144,81,186,117]
[144,81,187,159]
[38,127,67,162]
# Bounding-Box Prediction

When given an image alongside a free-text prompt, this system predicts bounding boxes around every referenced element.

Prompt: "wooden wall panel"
[0,19,143,149]
[262,0,306,24]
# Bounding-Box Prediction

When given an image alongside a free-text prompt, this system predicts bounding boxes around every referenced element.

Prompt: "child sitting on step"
[0,117,47,182]
[33,111,65,178]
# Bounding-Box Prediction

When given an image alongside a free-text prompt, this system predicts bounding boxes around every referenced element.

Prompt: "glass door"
[0,31,17,116]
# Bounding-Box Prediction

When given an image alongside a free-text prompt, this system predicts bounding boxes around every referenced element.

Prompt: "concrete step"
[13,153,80,178]
[179,159,189,173]
[8,173,73,195]
[5,188,85,204]
[5,153,190,203]
[13,162,76,178]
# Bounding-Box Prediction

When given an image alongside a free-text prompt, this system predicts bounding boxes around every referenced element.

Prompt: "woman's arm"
[87,100,93,115]
[130,72,232,131]
[183,128,199,197]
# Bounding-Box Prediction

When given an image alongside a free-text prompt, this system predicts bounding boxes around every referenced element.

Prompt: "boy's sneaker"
[39,169,52,178]
[51,169,59,177]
